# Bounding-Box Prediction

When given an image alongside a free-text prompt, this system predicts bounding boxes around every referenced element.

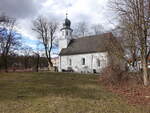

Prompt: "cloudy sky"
[0,0,115,50]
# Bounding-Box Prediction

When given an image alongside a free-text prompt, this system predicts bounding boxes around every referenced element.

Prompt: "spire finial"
[66,13,68,18]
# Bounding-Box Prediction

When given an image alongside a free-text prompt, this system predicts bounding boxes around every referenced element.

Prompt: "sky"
[0,0,115,55]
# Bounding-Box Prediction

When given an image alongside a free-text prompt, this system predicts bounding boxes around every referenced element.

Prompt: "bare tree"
[109,0,150,86]
[73,21,89,37]
[32,16,58,70]
[34,52,40,72]
[110,22,140,70]
[20,46,33,70]
[33,42,41,72]
[91,24,105,35]
[0,15,21,72]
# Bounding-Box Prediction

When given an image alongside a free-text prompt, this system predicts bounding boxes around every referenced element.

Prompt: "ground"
[0,72,149,113]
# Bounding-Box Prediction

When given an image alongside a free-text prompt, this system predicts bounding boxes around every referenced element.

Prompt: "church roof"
[59,32,118,56]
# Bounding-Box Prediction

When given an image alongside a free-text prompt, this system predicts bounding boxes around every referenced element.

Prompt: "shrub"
[100,65,143,86]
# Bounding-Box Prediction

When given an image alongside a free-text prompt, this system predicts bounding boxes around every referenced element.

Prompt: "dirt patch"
[99,76,150,106]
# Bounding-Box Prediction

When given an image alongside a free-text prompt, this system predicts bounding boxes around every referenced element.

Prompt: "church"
[58,16,117,73]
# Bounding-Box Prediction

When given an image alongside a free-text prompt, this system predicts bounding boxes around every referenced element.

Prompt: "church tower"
[59,14,73,51]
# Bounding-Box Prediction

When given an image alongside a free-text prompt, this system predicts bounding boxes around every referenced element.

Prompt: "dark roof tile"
[59,32,115,56]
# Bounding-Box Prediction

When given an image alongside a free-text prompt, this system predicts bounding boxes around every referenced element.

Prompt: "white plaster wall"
[58,39,70,51]
[59,52,108,73]
[61,29,72,39]
[59,29,72,51]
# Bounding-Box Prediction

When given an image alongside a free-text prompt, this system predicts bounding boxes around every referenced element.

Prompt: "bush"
[100,65,143,86]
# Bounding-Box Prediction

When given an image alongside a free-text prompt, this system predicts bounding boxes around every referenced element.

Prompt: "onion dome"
[60,13,73,31]
[63,18,71,28]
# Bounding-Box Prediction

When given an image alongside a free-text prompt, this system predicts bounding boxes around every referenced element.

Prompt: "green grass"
[0,72,149,113]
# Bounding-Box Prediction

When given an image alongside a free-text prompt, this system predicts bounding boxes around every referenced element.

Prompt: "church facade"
[58,16,115,73]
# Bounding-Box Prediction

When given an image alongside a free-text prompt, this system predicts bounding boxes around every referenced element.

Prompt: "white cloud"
[1,0,115,46]
[17,18,38,40]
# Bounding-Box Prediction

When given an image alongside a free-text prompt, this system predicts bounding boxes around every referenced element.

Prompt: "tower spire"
[66,12,68,19]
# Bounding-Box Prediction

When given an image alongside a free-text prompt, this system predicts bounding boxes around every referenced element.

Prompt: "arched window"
[66,31,68,36]
[69,59,72,66]
[97,59,100,67]
[82,58,85,65]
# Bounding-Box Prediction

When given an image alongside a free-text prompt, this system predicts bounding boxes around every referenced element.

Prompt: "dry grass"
[0,72,149,113]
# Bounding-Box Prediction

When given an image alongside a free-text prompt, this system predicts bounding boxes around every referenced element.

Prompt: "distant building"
[58,15,121,73]
[51,57,59,67]
[128,57,150,72]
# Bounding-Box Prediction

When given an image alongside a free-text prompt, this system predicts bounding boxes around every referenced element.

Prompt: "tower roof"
[61,14,73,31]
[63,18,71,27]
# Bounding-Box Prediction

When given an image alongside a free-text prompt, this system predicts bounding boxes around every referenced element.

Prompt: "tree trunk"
[4,56,8,73]
[142,57,149,86]
[48,59,53,71]
[36,54,40,72]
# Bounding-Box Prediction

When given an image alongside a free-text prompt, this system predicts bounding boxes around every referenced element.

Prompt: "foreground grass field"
[0,72,149,113]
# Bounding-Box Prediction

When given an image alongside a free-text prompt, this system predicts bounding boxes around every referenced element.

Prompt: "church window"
[97,59,100,67]
[66,31,68,36]
[69,59,72,66]
[82,58,85,65]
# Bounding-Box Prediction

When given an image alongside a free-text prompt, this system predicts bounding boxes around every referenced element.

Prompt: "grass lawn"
[0,72,149,113]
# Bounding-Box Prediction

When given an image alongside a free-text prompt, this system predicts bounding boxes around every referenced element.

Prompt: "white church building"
[58,16,117,73]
